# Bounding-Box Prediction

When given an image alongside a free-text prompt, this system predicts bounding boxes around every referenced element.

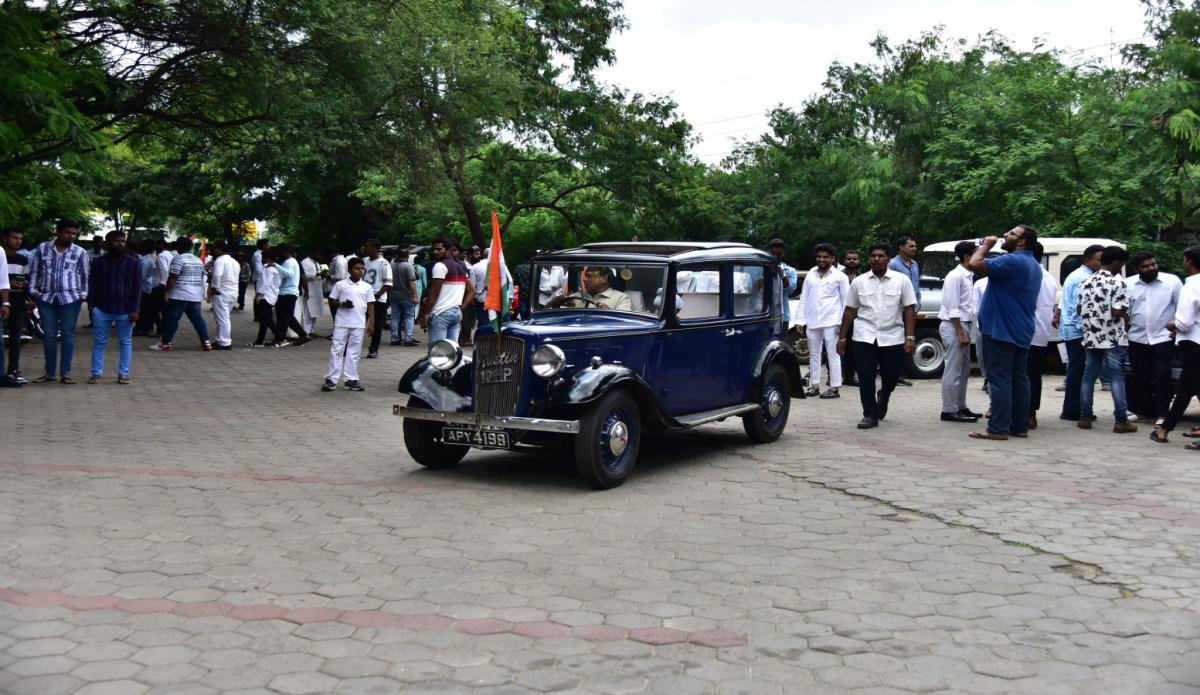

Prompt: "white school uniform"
[209,254,240,346]
[326,278,375,383]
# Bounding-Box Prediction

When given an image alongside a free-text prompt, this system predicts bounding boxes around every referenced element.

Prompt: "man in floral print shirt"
[1077,246,1135,433]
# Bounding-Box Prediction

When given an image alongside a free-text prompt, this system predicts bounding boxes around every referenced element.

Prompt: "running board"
[675,403,759,427]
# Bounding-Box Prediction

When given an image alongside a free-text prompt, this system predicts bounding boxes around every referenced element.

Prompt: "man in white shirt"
[419,238,475,346]
[799,243,849,398]
[206,241,240,349]
[251,239,267,286]
[300,248,325,336]
[469,249,513,326]
[1151,246,1200,446]
[0,245,15,387]
[836,242,917,429]
[1126,250,1182,425]
[323,257,375,392]
[938,241,980,422]
[325,246,348,296]
[361,239,392,358]
[537,264,566,307]
[1027,243,1061,430]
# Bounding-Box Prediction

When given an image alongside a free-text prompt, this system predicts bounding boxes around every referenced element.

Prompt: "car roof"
[923,237,1125,254]
[538,242,774,264]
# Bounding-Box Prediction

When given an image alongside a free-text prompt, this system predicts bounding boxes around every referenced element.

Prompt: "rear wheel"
[402,396,469,468]
[743,364,791,443]
[575,389,641,489]
[904,326,946,379]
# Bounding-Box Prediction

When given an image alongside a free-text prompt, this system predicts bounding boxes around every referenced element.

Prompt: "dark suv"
[394,242,804,488]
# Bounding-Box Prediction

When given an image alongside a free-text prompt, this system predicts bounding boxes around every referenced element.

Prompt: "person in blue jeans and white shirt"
[418,238,474,348]
[27,219,89,383]
[87,231,141,384]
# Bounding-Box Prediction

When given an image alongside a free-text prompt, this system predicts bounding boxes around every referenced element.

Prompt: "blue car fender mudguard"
[539,364,671,425]
[397,357,474,413]
[751,340,805,399]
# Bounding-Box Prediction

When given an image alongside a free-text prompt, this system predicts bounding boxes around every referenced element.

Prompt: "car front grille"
[473,334,525,417]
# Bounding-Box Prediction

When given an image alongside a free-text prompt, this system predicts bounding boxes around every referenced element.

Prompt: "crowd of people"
[775,228,1199,451]
[1,220,1197,453]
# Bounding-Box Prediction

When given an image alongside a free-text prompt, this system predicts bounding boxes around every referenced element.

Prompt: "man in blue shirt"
[967,225,1043,440]
[1052,245,1105,420]
[888,236,921,387]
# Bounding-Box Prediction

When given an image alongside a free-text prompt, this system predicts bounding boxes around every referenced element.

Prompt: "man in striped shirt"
[151,238,212,351]
[28,219,89,383]
[88,231,141,383]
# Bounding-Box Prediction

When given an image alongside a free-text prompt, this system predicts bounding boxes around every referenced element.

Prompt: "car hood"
[491,312,661,342]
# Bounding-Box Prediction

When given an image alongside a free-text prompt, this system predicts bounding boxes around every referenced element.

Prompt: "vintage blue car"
[394,242,804,488]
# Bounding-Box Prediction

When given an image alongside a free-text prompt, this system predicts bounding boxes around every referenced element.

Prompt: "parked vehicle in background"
[909,237,1125,378]
[394,242,804,489]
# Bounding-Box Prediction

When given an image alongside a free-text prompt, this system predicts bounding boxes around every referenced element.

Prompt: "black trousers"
[237,281,248,309]
[254,300,281,345]
[852,340,903,420]
[275,295,306,341]
[135,286,165,334]
[1162,341,1200,432]
[1129,341,1175,418]
[368,301,388,352]
[5,292,26,373]
[1027,344,1047,413]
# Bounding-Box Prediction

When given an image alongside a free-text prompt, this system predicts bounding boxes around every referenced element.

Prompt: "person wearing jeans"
[428,305,462,344]
[967,225,1043,440]
[28,219,89,383]
[87,231,141,383]
[419,238,474,350]
[1054,244,1105,419]
[161,300,211,347]
[1076,246,1136,433]
[152,238,211,351]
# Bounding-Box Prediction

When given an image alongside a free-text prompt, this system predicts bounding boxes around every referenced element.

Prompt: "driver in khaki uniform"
[547,267,632,311]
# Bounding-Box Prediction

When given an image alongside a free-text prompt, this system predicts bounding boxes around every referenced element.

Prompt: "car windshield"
[532,262,668,316]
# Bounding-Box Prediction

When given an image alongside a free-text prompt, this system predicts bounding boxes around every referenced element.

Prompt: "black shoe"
[959,408,983,419]
[344,380,365,391]
[844,376,859,386]
[1059,414,1080,421]
[212,344,233,351]
[0,375,21,388]
[291,337,310,347]
[857,417,879,429]
[877,390,889,420]
[941,411,978,423]
[897,377,913,387]
[819,389,840,399]
[390,340,401,346]
[366,351,379,359]
[804,386,820,397]
[321,379,336,392]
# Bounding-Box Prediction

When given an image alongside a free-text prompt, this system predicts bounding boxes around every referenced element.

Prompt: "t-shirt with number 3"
[329,278,376,329]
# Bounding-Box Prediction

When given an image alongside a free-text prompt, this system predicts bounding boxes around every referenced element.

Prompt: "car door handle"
[724,328,743,336]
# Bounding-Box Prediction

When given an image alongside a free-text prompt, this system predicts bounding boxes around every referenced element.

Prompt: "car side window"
[733,264,767,316]
[675,264,722,320]
[1060,255,1082,283]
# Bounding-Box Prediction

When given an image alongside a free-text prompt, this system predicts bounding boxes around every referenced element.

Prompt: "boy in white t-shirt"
[323,257,376,391]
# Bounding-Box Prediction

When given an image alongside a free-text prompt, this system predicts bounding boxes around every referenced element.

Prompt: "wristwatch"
[905,335,915,340]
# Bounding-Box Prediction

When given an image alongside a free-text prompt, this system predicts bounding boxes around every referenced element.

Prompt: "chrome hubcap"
[766,389,784,418]
[607,420,629,456]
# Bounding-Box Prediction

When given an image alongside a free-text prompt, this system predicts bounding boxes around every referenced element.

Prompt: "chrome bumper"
[393,405,581,434]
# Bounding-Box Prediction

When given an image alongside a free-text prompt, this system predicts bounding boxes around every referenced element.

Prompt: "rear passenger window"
[733,264,767,316]
[675,264,722,320]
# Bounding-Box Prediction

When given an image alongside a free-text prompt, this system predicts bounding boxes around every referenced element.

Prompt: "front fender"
[752,340,804,399]
[538,364,674,428]
[397,357,474,413]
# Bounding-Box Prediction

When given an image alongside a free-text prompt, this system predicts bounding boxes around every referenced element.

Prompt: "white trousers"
[807,325,842,388]
[302,297,323,334]
[326,326,364,383]
[212,295,234,346]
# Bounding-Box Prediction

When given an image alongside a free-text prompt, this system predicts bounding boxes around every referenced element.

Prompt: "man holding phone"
[323,257,375,391]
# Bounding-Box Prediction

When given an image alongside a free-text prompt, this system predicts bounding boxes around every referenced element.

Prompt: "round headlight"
[428,340,463,371]
[531,344,566,378]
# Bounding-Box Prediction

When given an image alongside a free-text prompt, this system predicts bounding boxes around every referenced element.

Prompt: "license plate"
[441,427,511,449]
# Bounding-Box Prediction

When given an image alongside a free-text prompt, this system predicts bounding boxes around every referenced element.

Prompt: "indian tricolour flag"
[483,211,512,333]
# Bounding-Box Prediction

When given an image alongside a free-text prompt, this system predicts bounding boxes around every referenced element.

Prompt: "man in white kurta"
[799,244,850,398]
[324,259,375,391]
[207,242,240,349]
[300,251,325,335]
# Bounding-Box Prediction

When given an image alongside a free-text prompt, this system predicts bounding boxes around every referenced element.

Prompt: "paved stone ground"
[2,308,1199,694]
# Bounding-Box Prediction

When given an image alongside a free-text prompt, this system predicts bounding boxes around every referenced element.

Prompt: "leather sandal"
[968,431,1008,441]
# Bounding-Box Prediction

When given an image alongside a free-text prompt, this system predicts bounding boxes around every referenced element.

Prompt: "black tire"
[904,325,946,379]
[402,396,469,468]
[575,389,641,489]
[743,363,791,443]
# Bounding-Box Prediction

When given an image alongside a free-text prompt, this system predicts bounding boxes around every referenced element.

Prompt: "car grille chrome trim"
[473,334,525,417]
[393,405,580,434]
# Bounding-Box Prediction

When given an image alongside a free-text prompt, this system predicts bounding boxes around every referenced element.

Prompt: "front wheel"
[402,396,469,468]
[743,363,791,443]
[575,389,641,489]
